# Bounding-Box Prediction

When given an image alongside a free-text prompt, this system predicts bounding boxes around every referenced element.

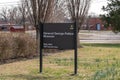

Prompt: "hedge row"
[0,33,37,62]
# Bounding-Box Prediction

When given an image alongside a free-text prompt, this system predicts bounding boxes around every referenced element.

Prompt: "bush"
[0,34,13,61]
[0,33,37,62]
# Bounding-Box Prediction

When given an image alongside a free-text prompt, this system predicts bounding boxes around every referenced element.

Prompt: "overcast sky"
[88,0,107,15]
[0,0,107,15]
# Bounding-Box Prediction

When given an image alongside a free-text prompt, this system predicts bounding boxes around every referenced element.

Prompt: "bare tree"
[8,7,21,24]
[0,7,8,22]
[49,0,66,23]
[66,0,91,31]
[18,0,27,29]
[24,0,67,38]
[24,0,55,38]
[0,7,19,24]
[66,0,91,46]
[0,6,27,26]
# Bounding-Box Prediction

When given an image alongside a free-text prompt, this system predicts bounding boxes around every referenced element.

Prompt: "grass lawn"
[0,43,120,80]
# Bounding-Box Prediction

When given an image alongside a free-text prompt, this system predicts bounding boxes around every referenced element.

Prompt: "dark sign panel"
[42,23,75,50]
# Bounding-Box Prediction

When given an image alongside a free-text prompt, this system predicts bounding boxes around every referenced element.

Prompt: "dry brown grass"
[0,32,37,63]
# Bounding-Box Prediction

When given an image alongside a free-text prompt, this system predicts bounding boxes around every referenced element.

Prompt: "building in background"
[81,17,112,30]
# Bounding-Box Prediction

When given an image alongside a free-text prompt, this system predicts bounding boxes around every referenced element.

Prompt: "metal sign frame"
[39,22,78,74]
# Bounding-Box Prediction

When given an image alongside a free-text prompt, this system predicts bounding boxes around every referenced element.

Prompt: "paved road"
[79,30,120,43]
[26,30,120,43]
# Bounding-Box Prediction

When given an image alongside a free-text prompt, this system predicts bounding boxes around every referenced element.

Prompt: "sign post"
[40,23,43,73]
[39,23,78,74]
[74,22,78,74]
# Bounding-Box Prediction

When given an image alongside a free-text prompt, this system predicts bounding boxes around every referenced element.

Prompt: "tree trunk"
[36,28,40,40]
[36,28,40,54]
